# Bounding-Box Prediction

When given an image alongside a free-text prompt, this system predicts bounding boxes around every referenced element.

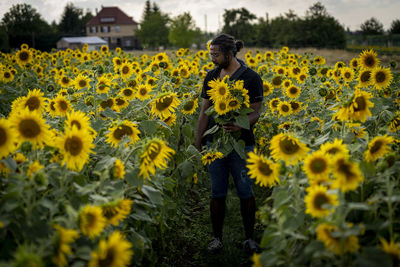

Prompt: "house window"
[125,40,131,46]
[101,26,110,33]
[100,17,115,23]
[90,26,96,33]
[115,26,120,33]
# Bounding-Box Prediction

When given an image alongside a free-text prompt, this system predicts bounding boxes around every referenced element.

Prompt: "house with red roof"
[86,6,140,49]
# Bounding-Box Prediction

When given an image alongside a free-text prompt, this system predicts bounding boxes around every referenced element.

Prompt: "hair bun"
[235,40,244,52]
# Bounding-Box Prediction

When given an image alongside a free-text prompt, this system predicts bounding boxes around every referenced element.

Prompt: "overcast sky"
[0,0,399,33]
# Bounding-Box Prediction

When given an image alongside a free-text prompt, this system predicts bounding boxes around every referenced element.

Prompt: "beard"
[213,55,230,69]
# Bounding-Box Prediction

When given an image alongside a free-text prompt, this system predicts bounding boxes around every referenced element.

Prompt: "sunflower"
[101,199,133,226]
[348,89,374,122]
[356,68,372,88]
[16,88,46,113]
[100,45,109,54]
[296,71,308,84]
[15,48,33,66]
[313,56,326,65]
[246,150,280,187]
[88,231,132,267]
[9,109,51,148]
[52,224,79,267]
[359,49,379,69]
[364,135,394,162]
[380,238,400,264]
[112,57,123,70]
[207,79,230,101]
[26,160,44,179]
[59,75,73,88]
[305,185,338,218]
[286,85,301,98]
[65,110,95,138]
[113,158,125,179]
[269,98,281,111]
[1,69,14,83]
[277,101,292,116]
[227,97,241,111]
[316,223,360,255]
[341,67,355,83]
[96,75,112,94]
[389,112,400,132]
[0,118,17,159]
[282,79,292,90]
[119,62,134,80]
[136,84,152,100]
[214,99,230,115]
[139,138,175,179]
[78,205,106,239]
[371,66,393,90]
[74,73,91,90]
[99,98,115,112]
[270,133,309,165]
[182,98,199,115]
[150,92,181,119]
[179,66,190,78]
[201,151,224,165]
[320,138,349,157]
[163,114,177,126]
[349,58,360,69]
[310,117,324,131]
[105,121,140,148]
[57,126,94,172]
[331,154,364,192]
[262,81,273,96]
[54,94,71,116]
[303,150,331,184]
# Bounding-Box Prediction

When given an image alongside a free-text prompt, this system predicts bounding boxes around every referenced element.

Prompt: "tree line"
[1,1,400,52]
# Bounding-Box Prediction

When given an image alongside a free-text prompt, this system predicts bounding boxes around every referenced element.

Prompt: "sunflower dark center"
[0,128,6,146]
[228,100,239,107]
[218,102,227,110]
[100,99,113,109]
[364,56,375,68]
[148,142,161,160]
[289,87,298,94]
[360,71,371,82]
[184,100,194,111]
[98,246,116,267]
[337,159,356,180]
[293,67,301,75]
[272,76,282,86]
[19,119,40,138]
[314,193,329,210]
[113,125,133,140]
[98,82,106,91]
[25,96,40,111]
[4,72,11,78]
[218,86,226,95]
[64,136,83,156]
[123,89,133,96]
[353,96,366,112]
[19,51,29,61]
[370,140,383,154]
[344,72,351,79]
[281,104,290,112]
[139,88,147,96]
[263,85,271,92]
[310,158,327,173]
[102,206,118,220]
[320,68,328,75]
[71,120,81,130]
[79,80,87,88]
[327,147,339,155]
[375,71,386,83]
[122,66,130,74]
[115,98,125,106]
[50,101,56,111]
[147,79,155,85]
[290,101,299,110]
[59,100,68,111]
[272,100,280,108]
[258,161,272,176]
[279,137,300,155]
[156,96,173,111]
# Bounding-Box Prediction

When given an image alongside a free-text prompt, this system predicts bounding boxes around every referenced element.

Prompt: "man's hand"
[222,123,241,133]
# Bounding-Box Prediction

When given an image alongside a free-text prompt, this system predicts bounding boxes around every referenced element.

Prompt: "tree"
[0,26,9,52]
[389,19,400,34]
[222,8,257,46]
[58,3,92,36]
[360,17,384,35]
[1,3,52,50]
[169,12,202,48]
[136,0,170,49]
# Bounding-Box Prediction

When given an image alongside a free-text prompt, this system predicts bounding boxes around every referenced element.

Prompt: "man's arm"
[222,101,262,132]
[195,98,211,151]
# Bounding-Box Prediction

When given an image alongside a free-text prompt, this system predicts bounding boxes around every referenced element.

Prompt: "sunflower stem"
[386,174,394,241]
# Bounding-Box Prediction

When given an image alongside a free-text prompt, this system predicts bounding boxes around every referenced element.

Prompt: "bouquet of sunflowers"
[203,76,253,158]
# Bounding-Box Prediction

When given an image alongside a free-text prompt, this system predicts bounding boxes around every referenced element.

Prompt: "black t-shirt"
[200,59,263,146]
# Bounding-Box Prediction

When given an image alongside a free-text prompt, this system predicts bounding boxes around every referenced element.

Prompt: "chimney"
[95,8,98,15]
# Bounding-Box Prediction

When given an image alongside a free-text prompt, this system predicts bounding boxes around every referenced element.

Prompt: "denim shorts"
[208,146,255,199]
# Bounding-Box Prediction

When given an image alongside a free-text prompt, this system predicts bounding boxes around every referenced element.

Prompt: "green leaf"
[203,124,219,137]
[347,202,371,211]
[235,114,250,130]
[93,156,115,172]
[273,188,291,210]
[313,132,330,146]
[1,157,16,172]
[141,185,163,205]
[100,107,118,119]
[139,120,158,137]
[125,168,143,188]
[233,139,246,159]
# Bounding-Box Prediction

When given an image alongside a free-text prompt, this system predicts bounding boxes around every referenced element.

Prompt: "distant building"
[56,36,108,51]
[86,6,140,50]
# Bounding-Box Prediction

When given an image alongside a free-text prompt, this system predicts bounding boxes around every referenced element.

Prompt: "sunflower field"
[0,43,399,267]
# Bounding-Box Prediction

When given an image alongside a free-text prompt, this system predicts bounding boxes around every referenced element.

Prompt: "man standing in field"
[195,33,263,253]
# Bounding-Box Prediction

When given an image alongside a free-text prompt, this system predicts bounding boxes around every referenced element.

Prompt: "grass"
[158,175,271,267]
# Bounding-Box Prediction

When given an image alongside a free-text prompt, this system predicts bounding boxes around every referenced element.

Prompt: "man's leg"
[210,196,226,240]
[240,196,256,239]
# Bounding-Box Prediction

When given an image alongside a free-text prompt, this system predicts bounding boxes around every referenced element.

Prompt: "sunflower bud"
[67,88,74,95]
[321,77,326,82]
[34,173,47,187]
[46,84,55,92]
[319,88,328,97]
[279,162,286,175]
[309,68,317,75]
[390,60,397,69]
[104,60,110,66]
[311,78,316,83]
[159,62,166,69]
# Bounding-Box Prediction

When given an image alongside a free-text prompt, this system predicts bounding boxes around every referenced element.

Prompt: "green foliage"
[222,8,257,46]
[58,3,92,36]
[361,17,384,35]
[0,26,9,52]
[168,12,202,48]
[136,1,170,49]
[389,19,400,34]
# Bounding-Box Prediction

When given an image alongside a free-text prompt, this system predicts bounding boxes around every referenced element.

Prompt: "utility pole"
[204,14,207,34]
